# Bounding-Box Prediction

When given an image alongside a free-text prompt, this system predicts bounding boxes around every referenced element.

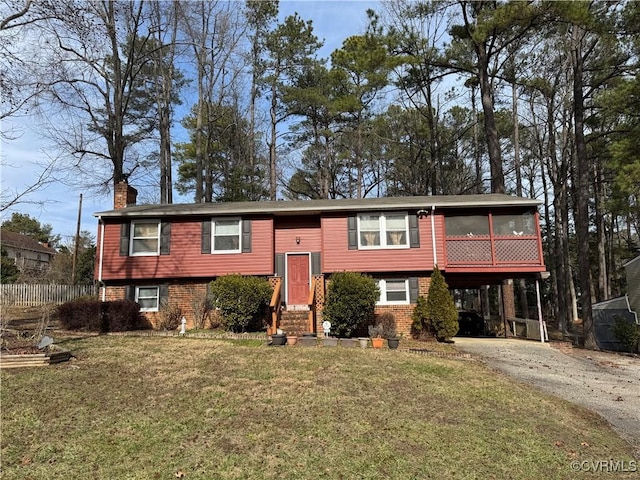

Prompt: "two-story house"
[94,182,547,336]
[0,230,56,274]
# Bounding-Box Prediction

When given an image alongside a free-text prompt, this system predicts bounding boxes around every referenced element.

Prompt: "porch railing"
[269,277,282,333]
[307,277,317,334]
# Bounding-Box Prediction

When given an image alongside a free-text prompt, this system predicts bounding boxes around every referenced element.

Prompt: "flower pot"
[358,337,369,349]
[271,334,286,346]
[371,337,384,349]
[340,338,357,348]
[286,335,298,346]
[387,337,400,350]
[322,337,338,347]
[299,336,317,346]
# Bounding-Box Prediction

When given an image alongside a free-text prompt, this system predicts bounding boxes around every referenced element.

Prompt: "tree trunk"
[572,25,597,349]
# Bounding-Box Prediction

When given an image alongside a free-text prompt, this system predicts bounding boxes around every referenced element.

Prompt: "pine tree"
[426,266,459,342]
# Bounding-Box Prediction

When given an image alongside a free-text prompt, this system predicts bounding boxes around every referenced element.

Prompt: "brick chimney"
[114,181,137,209]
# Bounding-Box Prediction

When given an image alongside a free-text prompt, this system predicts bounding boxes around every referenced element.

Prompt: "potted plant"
[368,324,385,349]
[286,334,298,346]
[378,312,400,349]
[358,337,369,348]
[271,333,286,346]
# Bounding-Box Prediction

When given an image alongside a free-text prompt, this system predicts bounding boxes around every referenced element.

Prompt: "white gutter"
[430,205,437,267]
[98,216,106,302]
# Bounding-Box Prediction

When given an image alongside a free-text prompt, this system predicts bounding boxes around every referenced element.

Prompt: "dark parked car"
[457,311,485,336]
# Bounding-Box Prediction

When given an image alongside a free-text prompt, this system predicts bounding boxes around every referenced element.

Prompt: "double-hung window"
[358,213,409,249]
[377,279,410,305]
[136,286,160,312]
[212,218,242,253]
[130,221,160,256]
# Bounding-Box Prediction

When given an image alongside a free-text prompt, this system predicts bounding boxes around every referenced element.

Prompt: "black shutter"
[242,219,252,253]
[311,252,321,275]
[201,220,211,254]
[119,223,130,256]
[125,285,135,302]
[160,222,171,255]
[347,216,358,250]
[409,214,420,248]
[409,277,419,303]
[275,253,286,298]
[159,284,169,307]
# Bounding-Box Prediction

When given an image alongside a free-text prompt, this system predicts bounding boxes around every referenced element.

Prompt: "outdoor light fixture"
[296,236,301,244]
[417,209,428,219]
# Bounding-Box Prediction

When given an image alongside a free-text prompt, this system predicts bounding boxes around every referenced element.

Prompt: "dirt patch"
[454,337,640,458]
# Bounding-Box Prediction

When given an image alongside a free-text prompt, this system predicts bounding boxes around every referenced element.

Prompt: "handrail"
[269,277,282,333]
[307,277,316,333]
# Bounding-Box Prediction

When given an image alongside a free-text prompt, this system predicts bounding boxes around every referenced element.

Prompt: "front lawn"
[1,336,636,479]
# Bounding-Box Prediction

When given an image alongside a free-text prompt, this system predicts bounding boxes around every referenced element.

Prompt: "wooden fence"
[0,284,97,306]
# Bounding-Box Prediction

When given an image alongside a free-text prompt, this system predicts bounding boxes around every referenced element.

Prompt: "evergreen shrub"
[426,266,459,341]
[323,271,379,338]
[209,274,272,333]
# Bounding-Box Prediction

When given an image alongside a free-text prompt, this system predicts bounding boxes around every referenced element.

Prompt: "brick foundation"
[101,275,434,336]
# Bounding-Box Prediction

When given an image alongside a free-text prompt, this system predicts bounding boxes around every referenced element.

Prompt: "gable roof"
[0,230,57,255]
[94,194,541,219]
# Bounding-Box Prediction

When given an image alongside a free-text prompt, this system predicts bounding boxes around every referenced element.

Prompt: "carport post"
[536,279,544,343]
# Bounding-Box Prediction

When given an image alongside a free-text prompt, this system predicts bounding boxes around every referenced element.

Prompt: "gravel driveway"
[453,337,640,457]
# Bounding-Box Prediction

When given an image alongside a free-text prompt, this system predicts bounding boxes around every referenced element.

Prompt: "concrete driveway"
[453,337,640,456]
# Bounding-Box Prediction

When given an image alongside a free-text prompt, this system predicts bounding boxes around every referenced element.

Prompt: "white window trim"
[136,286,160,312]
[376,279,410,305]
[211,217,242,254]
[130,220,161,257]
[357,212,410,250]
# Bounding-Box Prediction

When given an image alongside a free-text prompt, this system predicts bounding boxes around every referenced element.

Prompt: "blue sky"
[0,0,381,245]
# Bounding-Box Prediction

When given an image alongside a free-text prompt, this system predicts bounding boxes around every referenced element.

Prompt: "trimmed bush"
[323,272,379,338]
[426,266,459,341]
[209,275,272,333]
[57,299,149,333]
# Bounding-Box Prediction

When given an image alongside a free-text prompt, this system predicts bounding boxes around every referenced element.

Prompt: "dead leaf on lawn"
[554,441,564,447]
[581,442,590,447]
[175,470,185,478]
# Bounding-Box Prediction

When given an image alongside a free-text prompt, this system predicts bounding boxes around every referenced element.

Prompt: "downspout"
[98,216,106,302]
[431,205,437,266]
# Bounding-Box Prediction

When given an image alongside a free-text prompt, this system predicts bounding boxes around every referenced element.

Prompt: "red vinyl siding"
[321,215,438,273]
[99,218,274,280]
[274,217,322,253]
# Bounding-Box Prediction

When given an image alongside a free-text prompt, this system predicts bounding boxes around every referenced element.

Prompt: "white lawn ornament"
[180,316,187,335]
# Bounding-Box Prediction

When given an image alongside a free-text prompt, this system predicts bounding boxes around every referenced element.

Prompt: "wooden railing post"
[307,278,316,333]
[269,277,282,333]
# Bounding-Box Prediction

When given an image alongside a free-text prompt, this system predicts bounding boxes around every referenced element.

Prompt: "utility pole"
[71,194,83,284]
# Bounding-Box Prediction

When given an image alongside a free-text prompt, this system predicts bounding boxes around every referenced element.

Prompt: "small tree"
[209,275,272,333]
[426,266,459,342]
[323,271,379,337]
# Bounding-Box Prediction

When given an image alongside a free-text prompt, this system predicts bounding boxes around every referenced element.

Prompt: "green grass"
[1,336,636,479]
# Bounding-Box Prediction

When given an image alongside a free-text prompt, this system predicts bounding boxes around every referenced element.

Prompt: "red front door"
[287,254,310,305]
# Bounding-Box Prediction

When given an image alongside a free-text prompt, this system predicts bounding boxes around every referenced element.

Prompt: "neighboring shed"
[592,296,638,352]
[0,230,56,272]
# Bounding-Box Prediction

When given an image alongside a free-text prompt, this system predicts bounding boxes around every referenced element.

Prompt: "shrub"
[613,316,640,353]
[323,271,379,338]
[376,312,397,338]
[107,300,149,332]
[426,266,459,341]
[57,299,149,333]
[411,296,434,339]
[190,287,213,330]
[156,300,182,331]
[209,275,272,333]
